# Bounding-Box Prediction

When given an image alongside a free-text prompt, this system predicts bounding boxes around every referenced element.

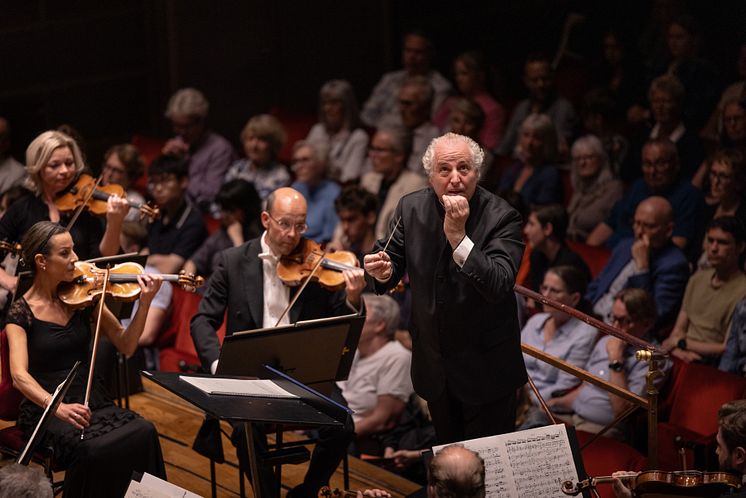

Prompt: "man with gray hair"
[162,87,236,214]
[337,294,413,453]
[365,133,526,444]
[428,445,486,498]
[0,464,53,498]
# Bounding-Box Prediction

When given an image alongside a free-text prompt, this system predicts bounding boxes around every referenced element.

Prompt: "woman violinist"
[0,130,129,294]
[6,221,165,497]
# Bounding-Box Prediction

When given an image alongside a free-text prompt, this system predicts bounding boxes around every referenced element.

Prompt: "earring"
[41,266,46,271]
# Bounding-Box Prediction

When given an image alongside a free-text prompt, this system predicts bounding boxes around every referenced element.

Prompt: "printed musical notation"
[433,424,579,498]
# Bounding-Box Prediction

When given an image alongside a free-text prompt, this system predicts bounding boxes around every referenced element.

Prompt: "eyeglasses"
[266,212,308,234]
[709,171,733,182]
[572,154,598,163]
[607,313,632,327]
[539,284,566,296]
[368,146,393,155]
[103,163,126,175]
[147,175,178,189]
[641,159,671,171]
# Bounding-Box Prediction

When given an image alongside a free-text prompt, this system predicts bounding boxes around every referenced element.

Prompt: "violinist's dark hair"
[20,221,67,273]
[719,400,746,454]
[547,265,588,297]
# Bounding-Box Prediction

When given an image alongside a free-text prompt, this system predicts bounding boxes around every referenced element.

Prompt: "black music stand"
[142,366,351,498]
[18,361,82,465]
[216,313,365,394]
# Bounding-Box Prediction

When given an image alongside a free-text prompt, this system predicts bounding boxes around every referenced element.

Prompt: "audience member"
[550,288,668,439]
[447,98,496,187]
[307,79,369,183]
[586,196,689,329]
[143,155,207,273]
[100,143,147,222]
[566,135,624,242]
[701,149,746,234]
[433,50,505,149]
[290,140,340,244]
[721,99,746,150]
[702,42,746,143]
[224,114,289,201]
[498,114,562,207]
[593,29,647,122]
[662,217,746,364]
[0,463,52,498]
[427,445,486,498]
[328,186,379,264]
[361,30,452,129]
[361,127,427,240]
[524,204,590,292]
[391,76,440,174]
[338,294,414,454]
[0,117,26,195]
[184,179,261,278]
[497,53,577,157]
[720,298,746,375]
[579,89,630,176]
[161,88,236,213]
[587,138,704,252]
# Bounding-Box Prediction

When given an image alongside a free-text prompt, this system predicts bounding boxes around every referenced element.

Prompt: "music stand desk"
[142,367,349,498]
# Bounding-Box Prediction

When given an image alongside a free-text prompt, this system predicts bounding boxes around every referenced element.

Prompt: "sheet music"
[179,376,299,398]
[433,424,579,498]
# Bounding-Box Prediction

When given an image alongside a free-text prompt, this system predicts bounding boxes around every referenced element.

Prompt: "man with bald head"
[191,186,366,498]
[428,445,486,498]
[586,196,689,330]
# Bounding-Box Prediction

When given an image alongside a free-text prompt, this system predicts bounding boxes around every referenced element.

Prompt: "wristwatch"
[677,338,688,351]
[608,359,624,372]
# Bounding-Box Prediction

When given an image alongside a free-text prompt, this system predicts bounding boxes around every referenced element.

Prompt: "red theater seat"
[576,430,648,498]
[566,240,611,278]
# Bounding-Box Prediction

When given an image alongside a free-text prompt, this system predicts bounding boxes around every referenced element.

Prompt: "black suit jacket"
[373,186,527,405]
[190,237,352,372]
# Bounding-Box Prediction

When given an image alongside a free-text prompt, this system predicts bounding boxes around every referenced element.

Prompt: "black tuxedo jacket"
[373,186,527,404]
[190,237,352,372]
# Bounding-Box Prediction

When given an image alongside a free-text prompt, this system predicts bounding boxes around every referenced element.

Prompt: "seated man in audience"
[428,445,486,498]
[497,53,577,157]
[550,288,668,439]
[586,138,704,252]
[389,76,441,174]
[142,155,207,274]
[338,294,414,455]
[0,117,26,195]
[161,87,236,214]
[328,186,379,264]
[663,217,746,365]
[361,127,427,240]
[720,298,746,375]
[361,30,451,129]
[586,197,689,330]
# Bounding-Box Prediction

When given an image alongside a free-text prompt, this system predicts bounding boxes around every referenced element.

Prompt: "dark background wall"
[1,0,744,167]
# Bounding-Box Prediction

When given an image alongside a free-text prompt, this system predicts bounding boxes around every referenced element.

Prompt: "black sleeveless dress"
[8,298,165,497]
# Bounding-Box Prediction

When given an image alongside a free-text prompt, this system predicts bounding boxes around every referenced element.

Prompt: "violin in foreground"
[562,470,741,497]
[59,261,204,309]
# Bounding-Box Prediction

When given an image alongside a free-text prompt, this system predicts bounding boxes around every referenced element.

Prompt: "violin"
[277,238,360,291]
[562,470,741,497]
[55,174,160,222]
[58,261,204,309]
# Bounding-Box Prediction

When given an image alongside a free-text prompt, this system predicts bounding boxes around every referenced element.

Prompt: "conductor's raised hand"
[442,194,469,248]
[363,251,392,282]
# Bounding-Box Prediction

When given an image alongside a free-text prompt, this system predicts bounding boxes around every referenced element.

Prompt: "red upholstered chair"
[566,240,611,279]
[269,107,316,166]
[130,134,167,196]
[576,430,648,498]
[656,359,746,470]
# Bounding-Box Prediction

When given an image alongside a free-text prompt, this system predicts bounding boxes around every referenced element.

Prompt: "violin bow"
[274,251,326,327]
[81,264,110,440]
[66,175,103,232]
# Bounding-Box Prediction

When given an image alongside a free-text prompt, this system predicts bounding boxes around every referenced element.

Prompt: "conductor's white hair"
[422,133,484,178]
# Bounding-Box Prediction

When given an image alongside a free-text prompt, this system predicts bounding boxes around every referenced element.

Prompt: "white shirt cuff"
[452,236,474,268]
[210,359,219,375]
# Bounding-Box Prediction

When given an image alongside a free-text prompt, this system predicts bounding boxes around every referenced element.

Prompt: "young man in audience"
[361,30,451,129]
[390,76,440,174]
[361,127,427,240]
[586,196,689,331]
[161,87,236,214]
[663,217,746,365]
[337,294,413,455]
[143,155,207,274]
[586,138,704,253]
[328,186,379,264]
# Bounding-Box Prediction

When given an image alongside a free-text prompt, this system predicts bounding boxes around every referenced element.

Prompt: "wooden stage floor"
[0,378,421,498]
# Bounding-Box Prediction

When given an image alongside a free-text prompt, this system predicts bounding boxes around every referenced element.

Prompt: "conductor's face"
[429,140,478,201]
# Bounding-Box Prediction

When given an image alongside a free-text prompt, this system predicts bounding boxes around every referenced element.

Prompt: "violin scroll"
[177,270,204,292]
[0,240,22,255]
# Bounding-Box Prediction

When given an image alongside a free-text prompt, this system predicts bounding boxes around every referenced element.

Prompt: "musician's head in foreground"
[423,133,483,202]
[428,444,486,498]
[21,221,76,282]
[718,399,746,473]
[0,463,52,498]
[261,187,308,256]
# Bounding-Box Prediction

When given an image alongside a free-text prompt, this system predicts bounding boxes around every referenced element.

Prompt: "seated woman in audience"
[498,114,562,207]
[519,265,597,428]
[566,135,624,242]
[692,99,746,189]
[99,143,146,222]
[0,130,128,295]
[524,204,591,293]
[306,79,369,184]
[433,50,505,150]
[6,221,165,497]
[183,179,261,278]
[224,114,289,200]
